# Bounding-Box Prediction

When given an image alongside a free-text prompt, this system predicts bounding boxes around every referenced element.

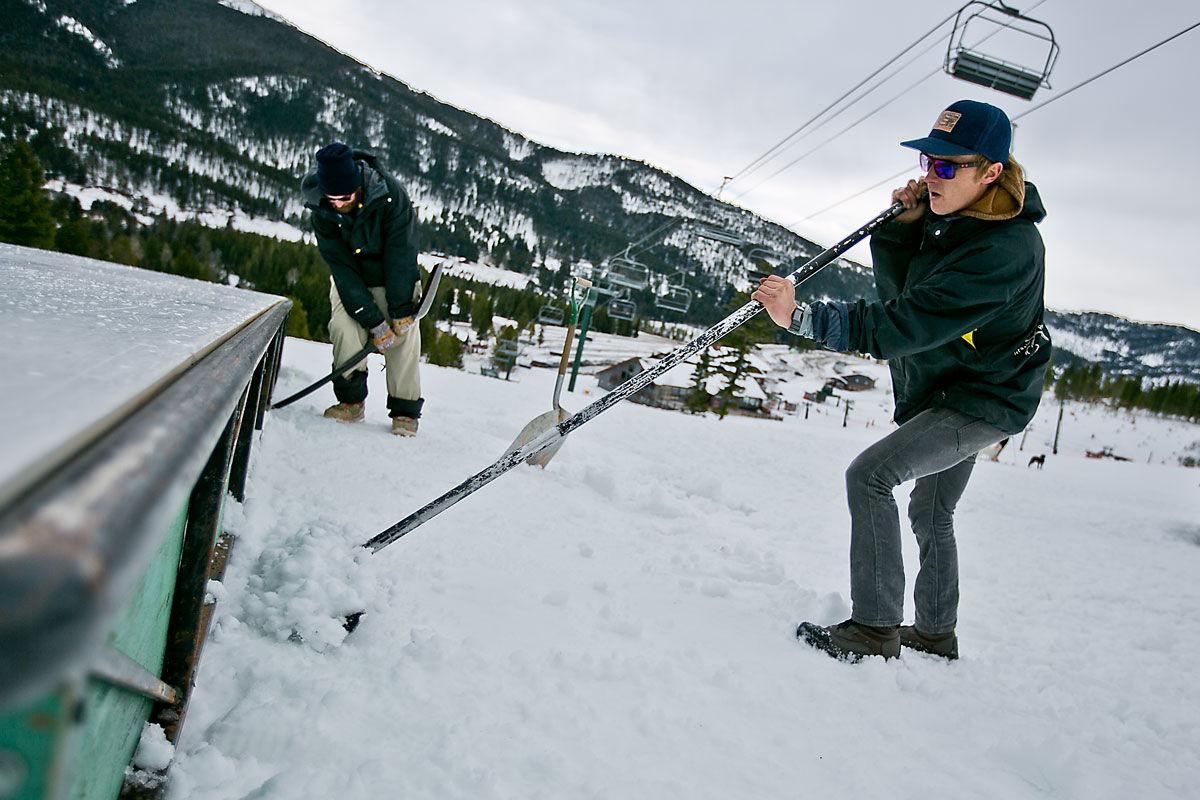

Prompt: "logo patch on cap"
[933,110,962,132]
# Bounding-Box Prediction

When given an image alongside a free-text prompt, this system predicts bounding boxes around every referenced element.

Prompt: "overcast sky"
[255,0,1199,328]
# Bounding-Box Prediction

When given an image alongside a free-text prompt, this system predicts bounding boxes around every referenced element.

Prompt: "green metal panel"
[69,501,189,800]
[0,691,76,800]
[0,500,188,800]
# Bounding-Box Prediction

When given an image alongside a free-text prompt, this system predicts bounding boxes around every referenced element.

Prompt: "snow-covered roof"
[0,244,282,504]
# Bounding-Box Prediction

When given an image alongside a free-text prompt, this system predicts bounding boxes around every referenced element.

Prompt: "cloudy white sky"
[255,0,1199,328]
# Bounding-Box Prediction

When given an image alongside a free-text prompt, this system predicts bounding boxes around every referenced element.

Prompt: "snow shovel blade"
[502,276,587,468]
[506,407,570,468]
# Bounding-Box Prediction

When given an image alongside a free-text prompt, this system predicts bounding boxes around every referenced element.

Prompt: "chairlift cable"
[732,66,943,201]
[796,17,1200,224]
[1010,19,1200,122]
[725,7,961,186]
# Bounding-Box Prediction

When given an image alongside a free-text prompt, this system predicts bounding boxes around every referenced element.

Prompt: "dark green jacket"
[848,182,1051,434]
[301,151,418,330]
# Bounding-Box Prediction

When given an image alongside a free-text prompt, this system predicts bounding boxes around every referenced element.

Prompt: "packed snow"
[169,335,1200,798]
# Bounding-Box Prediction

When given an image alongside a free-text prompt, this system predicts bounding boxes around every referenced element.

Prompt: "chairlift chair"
[745,246,788,268]
[603,251,651,290]
[607,290,637,322]
[655,271,692,314]
[537,303,565,325]
[691,222,747,247]
[495,338,521,359]
[945,1,1059,100]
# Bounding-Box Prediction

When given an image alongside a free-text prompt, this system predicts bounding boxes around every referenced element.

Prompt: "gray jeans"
[845,408,1006,633]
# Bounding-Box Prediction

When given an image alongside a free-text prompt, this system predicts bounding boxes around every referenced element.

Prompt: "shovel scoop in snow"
[504,277,589,468]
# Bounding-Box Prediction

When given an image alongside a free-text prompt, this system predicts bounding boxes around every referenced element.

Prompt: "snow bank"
[169,338,1200,799]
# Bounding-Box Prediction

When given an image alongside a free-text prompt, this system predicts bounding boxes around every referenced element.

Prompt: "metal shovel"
[505,278,590,468]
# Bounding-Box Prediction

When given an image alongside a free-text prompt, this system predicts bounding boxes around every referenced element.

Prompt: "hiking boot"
[391,416,418,437]
[323,402,365,422]
[899,625,959,660]
[796,618,900,662]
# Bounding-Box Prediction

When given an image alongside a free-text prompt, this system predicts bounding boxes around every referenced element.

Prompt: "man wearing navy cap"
[754,100,1051,661]
[301,142,425,436]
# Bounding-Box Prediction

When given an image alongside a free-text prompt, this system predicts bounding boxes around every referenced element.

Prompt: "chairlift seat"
[950,50,1042,100]
[608,299,637,321]
[692,224,746,246]
[655,287,692,314]
[604,256,650,290]
[537,305,565,325]
[944,1,1058,101]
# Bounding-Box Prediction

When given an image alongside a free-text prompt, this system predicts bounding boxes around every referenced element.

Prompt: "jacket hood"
[959,158,1036,222]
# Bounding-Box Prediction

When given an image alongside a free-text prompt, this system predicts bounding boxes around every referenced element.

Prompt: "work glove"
[390,316,417,336]
[369,321,398,351]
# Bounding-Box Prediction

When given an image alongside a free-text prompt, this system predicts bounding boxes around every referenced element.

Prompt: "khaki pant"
[329,279,421,407]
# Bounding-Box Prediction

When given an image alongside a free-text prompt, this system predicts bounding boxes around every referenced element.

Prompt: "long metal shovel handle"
[270,260,446,410]
[363,201,905,551]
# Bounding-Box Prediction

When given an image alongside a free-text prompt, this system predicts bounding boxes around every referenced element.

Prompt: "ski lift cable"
[726,7,963,186]
[1010,19,1200,122]
[796,18,1200,224]
[732,0,1050,201]
[729,23,967,194]
[732,66,943,201]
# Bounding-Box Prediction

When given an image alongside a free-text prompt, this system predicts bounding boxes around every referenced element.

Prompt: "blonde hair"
[977,156,1020,180]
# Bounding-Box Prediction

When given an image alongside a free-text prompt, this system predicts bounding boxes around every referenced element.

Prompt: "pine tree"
[0,141,55,249]
[471,291,494,340]
[684,349,714,414]
[286,296,311,339]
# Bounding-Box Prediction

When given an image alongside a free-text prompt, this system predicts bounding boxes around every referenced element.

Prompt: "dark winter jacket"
[301,150,419,330]
[811,166,1051,434]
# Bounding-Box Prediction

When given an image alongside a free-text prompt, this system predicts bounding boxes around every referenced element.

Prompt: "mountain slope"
[1,0,871,324]
[3,0,1197,380]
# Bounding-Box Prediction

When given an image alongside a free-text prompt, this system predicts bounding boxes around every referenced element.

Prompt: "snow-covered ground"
[166,337,1200,799]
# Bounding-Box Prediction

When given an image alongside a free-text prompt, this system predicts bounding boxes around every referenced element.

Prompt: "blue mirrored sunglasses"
[920,153,982,179]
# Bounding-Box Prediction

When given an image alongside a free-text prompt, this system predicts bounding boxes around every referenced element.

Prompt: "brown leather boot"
[796,618,900,662]
[323,402,365,422]
[899,625,959,660]
[391,416,418,437]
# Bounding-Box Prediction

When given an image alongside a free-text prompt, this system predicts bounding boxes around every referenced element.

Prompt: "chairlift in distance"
[537,303,565,326]
[495,338,521,359]
[607,289,637,322]
[945,1,1059,100]
[603,249,651,290]
[655,271,692,314]
[745,246,789,269]
[691,222,747,247]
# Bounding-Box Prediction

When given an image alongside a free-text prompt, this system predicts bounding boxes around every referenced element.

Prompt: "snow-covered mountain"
[2,0,871,323]
[4,0,1197,380]
[1045,310,1200,383]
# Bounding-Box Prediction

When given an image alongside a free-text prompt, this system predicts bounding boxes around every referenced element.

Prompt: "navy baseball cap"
[900,100,1012,164]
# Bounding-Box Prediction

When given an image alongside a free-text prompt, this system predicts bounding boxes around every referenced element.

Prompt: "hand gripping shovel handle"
[363,202,905,551]
[270,260,446,410]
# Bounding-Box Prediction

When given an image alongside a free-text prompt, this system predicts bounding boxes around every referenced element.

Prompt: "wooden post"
[1052,397,1065,455]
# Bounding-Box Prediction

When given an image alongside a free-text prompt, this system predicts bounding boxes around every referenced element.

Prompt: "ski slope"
[161,337,1200,799]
